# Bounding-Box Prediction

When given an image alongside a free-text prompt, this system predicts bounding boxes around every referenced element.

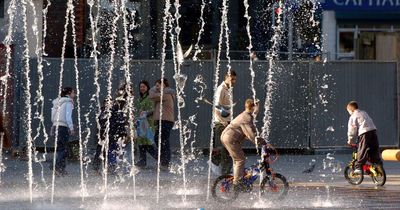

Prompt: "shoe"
[60,170,68,176]
[11,149,19,158]
[135,162,146,169]
[160,165,169,172]
[353,169,362,174]
[233,182,246,192]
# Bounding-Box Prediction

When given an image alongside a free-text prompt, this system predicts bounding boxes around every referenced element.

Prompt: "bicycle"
[344,144,386,186]
[211,145,289,202]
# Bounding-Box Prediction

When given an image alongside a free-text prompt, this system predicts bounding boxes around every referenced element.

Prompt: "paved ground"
[0,150,399,209]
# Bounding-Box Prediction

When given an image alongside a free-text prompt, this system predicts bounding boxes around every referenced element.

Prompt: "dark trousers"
[108,142,119,166]
[356,130,383,169]
[214,123,232,175]
[154,120,174,167]
[137,144,158,166]
[55,126,69,172]
[93,143,103,170]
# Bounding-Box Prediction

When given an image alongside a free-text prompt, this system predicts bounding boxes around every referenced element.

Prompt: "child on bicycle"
[346,101,383,174]
[221,99,266,191]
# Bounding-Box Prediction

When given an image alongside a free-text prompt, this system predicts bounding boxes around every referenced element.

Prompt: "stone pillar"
[322,10,336,61]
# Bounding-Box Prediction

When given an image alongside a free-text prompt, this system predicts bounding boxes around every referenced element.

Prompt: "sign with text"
[322,0,400,10]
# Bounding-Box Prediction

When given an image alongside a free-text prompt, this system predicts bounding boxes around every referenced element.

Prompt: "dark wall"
[13,59,399,150]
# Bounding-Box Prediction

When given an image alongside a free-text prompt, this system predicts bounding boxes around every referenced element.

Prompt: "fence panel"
[15,59,398,149]
[310,62,398,147]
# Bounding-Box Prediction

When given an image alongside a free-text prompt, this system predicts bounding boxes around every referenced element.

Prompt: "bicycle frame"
[348,144,378,176]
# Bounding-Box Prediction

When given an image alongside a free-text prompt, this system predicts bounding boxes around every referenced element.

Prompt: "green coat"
[135,94,155,145]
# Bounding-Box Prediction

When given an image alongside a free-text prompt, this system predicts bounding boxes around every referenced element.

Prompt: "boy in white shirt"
[347,101,382,174]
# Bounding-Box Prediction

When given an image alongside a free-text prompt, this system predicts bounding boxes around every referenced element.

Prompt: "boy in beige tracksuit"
[221,99,266,186]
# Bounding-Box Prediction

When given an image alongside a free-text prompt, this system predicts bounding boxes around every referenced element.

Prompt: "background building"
[321,0,400,60]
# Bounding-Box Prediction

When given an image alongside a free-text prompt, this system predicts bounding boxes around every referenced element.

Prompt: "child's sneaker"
[353,168,362,174]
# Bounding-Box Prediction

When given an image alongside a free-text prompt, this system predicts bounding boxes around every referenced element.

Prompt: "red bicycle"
[344,144,386,186]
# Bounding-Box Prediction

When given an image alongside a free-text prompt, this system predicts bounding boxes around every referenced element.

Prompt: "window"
[337,29,356,60]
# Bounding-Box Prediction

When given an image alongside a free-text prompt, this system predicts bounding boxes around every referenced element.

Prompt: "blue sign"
[322,0,400,11]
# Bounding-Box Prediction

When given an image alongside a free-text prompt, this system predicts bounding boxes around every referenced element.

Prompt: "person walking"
[135,80,158,168]
[213,70,237,175]
[92,97,113,173]
[51,87,76,176]
[149,78,175,170]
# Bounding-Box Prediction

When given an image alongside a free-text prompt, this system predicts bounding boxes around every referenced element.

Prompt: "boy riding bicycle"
[346,101,383,174]
[221,99,266,191]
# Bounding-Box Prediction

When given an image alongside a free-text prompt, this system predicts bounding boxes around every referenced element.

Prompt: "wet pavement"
[0,151,399,209]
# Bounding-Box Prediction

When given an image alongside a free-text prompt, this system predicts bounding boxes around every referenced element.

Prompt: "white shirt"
[213,82,233,125]
[347,109,376,141]
[51,97,74,130]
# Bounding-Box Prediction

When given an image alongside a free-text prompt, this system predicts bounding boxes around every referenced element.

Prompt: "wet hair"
[101,97,112,109]
[155,78,169,87]
[347,101,358,109]
[224,70,237,79]
[117,83,134,99]
[139,80,150,98]
[60,87,74,97]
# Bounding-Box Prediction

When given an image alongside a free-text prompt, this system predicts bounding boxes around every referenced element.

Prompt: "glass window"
[0,0,4,18]
[339,32,355,54]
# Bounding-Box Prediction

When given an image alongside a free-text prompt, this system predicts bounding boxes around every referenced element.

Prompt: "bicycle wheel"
[211,175,238,202]
[260,173,289,200]
[344,165,363,185]
[371,164,386,186]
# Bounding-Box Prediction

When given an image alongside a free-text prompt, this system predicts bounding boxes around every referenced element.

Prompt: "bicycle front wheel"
[260,173,289,200]
[344,165,363,185]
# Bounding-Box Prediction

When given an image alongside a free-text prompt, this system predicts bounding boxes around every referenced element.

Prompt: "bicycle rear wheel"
[211,175,238,202]
[260,173,289,200]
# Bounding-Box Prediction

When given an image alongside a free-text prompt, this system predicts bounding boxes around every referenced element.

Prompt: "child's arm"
[347,116,358,144]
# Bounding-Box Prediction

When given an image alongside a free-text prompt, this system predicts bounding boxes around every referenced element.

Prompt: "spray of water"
[261,0,284,141]
[87,1,103,191]
[27,0,50,189]
[169,0,190,202]
[121,0,137,200]
[51,0,74,203]
[66,1,87,200]
[192,0,207,61]
[156,0,171,203]
[206,0,229,200]
[21,0,35,202]
[102,0,121,199]
[0,0,17,185]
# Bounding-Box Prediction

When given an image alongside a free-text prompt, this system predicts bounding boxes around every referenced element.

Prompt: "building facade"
[321,0,400,60]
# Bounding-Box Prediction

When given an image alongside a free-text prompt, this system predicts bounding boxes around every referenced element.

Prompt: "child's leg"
[366,131,383,165]
[93,143,103,170]
[108,142,118,166]
[147,144,158,161]
[55,127,69,172]
[136,145,147,166]
[356,134,368,169]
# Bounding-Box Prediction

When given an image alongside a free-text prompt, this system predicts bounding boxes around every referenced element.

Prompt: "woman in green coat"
[135,80,158,168]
